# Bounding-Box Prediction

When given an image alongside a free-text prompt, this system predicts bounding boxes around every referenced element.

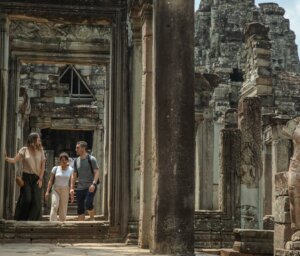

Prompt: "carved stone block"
[274,196,291,224]
[275,172,289,196]
[233,229,274,255]
[274,224,293,250]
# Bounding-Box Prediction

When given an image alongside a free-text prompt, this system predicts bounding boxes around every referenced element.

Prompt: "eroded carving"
[283,118,300,247]
[10,20,111,43]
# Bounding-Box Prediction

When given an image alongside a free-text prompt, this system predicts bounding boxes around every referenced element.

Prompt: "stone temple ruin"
[0,0,300,255]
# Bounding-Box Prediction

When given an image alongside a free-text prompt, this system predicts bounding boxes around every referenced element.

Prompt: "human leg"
[49,189,60,221]
[76,189,88,221]
[14,184,31,220]
[28,175,42,220]
[58,187,69,222]
[85,186,97,220]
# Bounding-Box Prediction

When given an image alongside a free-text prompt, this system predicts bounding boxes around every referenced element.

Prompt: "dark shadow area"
[41,129,93,157]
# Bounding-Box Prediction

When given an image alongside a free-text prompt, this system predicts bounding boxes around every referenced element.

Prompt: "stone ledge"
[275,249,300,256]
[233,229,274,255]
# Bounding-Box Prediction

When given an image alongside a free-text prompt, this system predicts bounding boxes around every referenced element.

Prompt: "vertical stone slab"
[0,14,9,218]
[198,109,214,210]
[151,0,195,254]
[124,3,144,245]
[107,10,130,236]
[271,121,291,216]
[5,45,18,219]
[221,109,241,220]
[274,172,292,250]
[238,97,262,229]
[92,128,104,215]
[138,2,153,249]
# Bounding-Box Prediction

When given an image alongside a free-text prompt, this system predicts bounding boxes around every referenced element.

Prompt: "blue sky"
[195,0,300,54]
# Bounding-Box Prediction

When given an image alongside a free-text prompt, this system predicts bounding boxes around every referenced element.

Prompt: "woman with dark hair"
[5,132,45,220]
[45,152,74,222]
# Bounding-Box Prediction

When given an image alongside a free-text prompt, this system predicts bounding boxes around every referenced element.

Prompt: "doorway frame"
[2,2,130,237]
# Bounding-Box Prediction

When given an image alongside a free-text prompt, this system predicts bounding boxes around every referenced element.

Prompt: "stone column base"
[276,249,300,256]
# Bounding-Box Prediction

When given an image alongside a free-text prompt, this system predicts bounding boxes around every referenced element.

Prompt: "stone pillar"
[5,57,19,219]
[241,22,272,114]
[194,113,203,211]
[196,108,214,210]
[238,97,262,229]
[138,1,153,249]
[150,1,195,254]
[92,127,104,215]
[125,3,143,245]
[108,10,130,236]
[221,109,241,219]
[0,14,9,218]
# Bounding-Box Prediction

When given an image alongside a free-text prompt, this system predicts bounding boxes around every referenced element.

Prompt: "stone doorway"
[41,129,100,217]
[1,0,129,238]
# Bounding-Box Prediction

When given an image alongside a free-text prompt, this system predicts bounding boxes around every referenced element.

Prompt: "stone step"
[0,219,121,243]
[41,215,106,221]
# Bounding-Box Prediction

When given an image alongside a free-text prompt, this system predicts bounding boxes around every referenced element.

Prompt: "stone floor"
[0,243,151,256]
[0,243,215,255]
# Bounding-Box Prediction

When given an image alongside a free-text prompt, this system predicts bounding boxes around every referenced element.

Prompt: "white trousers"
[50,186,69,222]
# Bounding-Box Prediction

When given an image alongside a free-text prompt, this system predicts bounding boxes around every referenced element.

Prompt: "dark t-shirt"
[74,155,99,190]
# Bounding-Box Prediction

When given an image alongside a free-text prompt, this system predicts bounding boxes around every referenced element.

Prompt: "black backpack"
[74,154,100,184]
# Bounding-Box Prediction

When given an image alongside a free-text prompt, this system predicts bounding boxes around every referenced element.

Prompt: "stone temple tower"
[194,0,300,233]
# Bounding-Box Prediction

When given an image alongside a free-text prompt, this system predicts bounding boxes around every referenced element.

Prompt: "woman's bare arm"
[5,153,22,164]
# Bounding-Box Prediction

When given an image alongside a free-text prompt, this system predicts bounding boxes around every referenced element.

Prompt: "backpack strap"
[87,154,94,176]
[74,155,99,184]
[88,155,99,184]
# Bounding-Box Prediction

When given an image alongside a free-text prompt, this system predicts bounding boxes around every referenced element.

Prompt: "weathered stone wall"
[195,1,300,77]
[274,72,300,117]
[195,115,241,249]
[19,63,106,128]
[195,0,258,78]
[259,3,300,73]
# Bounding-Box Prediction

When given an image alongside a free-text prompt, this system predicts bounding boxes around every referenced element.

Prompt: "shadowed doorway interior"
[41,129,93,158]
[41,129,94,216]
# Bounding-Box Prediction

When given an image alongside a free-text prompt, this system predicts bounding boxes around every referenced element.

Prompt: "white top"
[51,166,73,187]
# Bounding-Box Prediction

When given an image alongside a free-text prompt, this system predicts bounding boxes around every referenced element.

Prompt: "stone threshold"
[0,218,121,244]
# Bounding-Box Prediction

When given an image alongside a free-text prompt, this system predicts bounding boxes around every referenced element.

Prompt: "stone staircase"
[0,219,121,243]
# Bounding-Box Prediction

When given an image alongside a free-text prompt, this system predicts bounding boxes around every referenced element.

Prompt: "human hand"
[37,179,43,188]
[70,189,74,203]
[45,191,49,201]
[89,184,95,193]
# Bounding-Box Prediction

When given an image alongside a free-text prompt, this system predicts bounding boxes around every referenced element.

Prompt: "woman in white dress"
[45,152,74,222]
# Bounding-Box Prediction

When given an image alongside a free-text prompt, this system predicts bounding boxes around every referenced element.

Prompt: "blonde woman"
[45,152,74,222]
[5,132,45,220]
